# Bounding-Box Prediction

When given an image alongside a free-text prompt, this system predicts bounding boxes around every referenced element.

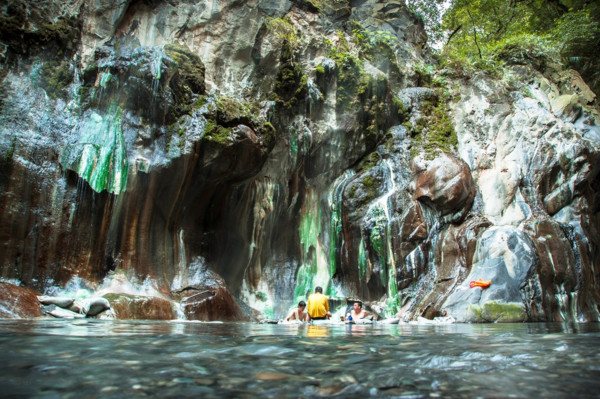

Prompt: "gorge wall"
[1,0,599,322]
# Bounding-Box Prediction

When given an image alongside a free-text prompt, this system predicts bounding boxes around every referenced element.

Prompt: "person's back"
[307,286,331,320]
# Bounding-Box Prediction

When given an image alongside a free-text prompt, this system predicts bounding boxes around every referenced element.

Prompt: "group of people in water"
[284,286,369,322]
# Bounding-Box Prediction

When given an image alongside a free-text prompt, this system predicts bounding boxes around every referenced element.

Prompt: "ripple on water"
[0,320,599,398]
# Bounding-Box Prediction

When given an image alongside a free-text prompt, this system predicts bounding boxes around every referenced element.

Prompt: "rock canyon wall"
[1,0,599,322]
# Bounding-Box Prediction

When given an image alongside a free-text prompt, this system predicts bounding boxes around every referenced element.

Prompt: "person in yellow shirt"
[307,286,331,320]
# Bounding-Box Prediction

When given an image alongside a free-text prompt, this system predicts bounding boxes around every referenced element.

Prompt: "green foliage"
[406,0,446,46]
[432,0,600,92]
[351,24,399,57]
[552,8,600,92]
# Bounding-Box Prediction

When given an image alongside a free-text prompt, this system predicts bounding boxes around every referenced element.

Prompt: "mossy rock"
[203,121,233,145]
[408,90,457,159]
[39,58,73,99]
[469,301,527,323]
[164,43,205,119]
[347,170,383,204]
[1,4,81,55]
[290,0,321,12]
[357,151,381,173]
[272,41,307,110]
[214,96,255,127]
[164,43,205,94]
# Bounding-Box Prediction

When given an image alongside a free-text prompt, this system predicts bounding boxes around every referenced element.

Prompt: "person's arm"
[285,310,294,321]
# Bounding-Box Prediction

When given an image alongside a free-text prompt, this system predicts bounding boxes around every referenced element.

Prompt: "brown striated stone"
[172,269,250,322]
[102,293,175,320]
[413,216,491,319]
[180,286,249,322]
[413,153,475,220]
[400,201,428,254]
[0,282,43,318]
[523,218,578,321]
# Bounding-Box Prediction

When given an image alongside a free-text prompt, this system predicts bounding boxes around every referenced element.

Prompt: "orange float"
[469,278,491,288]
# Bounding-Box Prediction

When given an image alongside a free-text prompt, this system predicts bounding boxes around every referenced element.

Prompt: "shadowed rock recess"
[0,0,599,322]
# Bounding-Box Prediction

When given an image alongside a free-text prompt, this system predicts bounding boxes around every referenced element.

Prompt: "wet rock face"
[103,294,175,320]
[0,282,43,318]
[1,0,600,322]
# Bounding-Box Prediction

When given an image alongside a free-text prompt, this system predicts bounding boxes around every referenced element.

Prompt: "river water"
[0,320,599,398]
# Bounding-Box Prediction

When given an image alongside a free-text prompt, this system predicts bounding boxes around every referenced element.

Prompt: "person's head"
[298,301,306,309]
[315,286,323,293]
[353,301,362,311]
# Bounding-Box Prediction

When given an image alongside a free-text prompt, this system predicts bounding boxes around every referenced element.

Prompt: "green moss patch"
[164,43,205,119]
[271,41,307,110]
[39,59,73,99]
[408,92,457,159]
[470,301,527,323]
[203,121,232,145]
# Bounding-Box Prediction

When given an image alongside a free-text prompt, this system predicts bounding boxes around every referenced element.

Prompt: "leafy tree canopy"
[409,0,600,92]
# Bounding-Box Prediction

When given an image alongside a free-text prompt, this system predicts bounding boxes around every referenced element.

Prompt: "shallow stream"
[1,320,599,398]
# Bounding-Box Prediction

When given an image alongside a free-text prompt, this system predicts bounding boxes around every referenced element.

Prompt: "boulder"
[0,282,43,318]
[103,293,175,320]
[172,268,250,322]
[413,153,475,222]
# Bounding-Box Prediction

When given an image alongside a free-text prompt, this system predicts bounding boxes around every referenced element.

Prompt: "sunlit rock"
[442,227,537,322]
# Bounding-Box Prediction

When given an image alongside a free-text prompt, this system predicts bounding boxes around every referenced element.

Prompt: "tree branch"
[446,24,463,45]
[466,5,482,59]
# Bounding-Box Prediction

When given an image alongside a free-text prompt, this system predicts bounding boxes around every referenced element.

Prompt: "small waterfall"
[239,178,278,317]
[96,69,112,101]
[328,170,355,277]
[361,159,400,315]
[306,77,322,118]
[293,170,356,304]
[559,221,587,321]
[294,192,330,302]
[150,49,163,105]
